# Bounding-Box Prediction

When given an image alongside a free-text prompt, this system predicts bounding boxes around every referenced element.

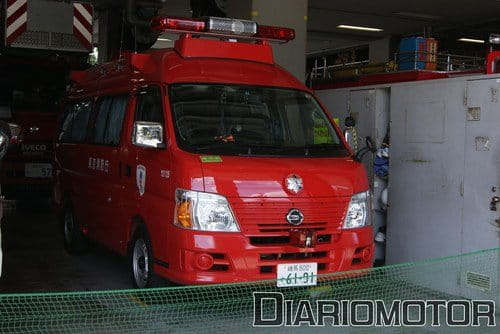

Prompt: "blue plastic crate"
[398,37,427,70]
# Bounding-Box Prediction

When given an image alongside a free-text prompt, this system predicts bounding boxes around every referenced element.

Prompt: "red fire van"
[54,16,374,288]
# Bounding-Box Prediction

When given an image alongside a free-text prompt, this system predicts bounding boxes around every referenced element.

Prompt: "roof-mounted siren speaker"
[151,16,295,43]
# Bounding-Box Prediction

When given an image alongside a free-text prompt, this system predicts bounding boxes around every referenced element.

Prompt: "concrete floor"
[0,200,131,293]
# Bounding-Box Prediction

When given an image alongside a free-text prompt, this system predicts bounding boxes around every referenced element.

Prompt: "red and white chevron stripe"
[4,0,28,45]
[73,2,93,51]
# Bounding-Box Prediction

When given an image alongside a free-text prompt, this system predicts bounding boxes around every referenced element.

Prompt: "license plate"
[277,262,317,287]
[25,163,52,178]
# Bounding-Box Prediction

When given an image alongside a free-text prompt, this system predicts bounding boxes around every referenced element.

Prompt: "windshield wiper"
[257,144,346,156]
[235,144,307,156]
[193,142,250,154]
[192,143,346,157]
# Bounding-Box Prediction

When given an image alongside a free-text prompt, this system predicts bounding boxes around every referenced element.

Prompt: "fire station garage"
[0,0,499,332]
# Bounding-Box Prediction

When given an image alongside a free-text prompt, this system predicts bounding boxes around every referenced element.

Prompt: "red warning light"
[151,16,206,33]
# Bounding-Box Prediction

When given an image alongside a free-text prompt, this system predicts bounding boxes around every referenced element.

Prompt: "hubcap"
[132,238,149,288]
[64,211,74,244]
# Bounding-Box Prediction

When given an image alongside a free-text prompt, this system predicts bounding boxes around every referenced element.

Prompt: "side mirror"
[7,123,22,146]
[132,121,166,149]
[366,136,377,153]
[0,133,9,159]
[353,136,377,162]
[0,121,12,159]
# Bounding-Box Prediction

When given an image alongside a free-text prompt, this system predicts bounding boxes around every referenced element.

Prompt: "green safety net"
[0,248,498,333]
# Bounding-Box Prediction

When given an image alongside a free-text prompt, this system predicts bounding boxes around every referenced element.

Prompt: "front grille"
[256,222,327,233]
[208,253,230,272]
[230,197,349,276]
[231,197,349,236]
[257,251,330,274]
[211,264,229,271]
[249,234,333,246]
[250,236,290,245]
[260,251,327,261]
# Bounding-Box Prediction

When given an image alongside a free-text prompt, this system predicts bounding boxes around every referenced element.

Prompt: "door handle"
[125,164,132,177]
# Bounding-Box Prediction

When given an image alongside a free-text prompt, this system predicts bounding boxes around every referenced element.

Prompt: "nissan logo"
[286,208,304,226]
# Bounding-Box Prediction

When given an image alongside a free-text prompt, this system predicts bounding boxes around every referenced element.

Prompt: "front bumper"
[156,226,373,285]
[0,159,53,199]
[0,160,53,185]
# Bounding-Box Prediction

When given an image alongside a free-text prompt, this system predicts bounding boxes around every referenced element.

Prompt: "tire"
[62,205,88,255]
[129,227,155,289]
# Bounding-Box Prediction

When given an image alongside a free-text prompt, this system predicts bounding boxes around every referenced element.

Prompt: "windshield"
[169,84,348,157]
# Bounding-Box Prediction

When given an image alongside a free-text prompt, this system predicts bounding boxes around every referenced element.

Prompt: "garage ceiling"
[153,0,500,54]
[308,0,500,54]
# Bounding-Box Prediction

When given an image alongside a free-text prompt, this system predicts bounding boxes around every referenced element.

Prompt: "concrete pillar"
[369,37,391,63]
[97,9,123,63]
[228,0,308,82]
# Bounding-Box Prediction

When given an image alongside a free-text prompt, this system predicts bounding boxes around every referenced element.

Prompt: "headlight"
[342,191,371,229]
[174,189,240,232]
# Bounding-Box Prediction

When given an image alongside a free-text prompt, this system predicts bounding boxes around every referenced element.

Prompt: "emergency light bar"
[151,16,295,43]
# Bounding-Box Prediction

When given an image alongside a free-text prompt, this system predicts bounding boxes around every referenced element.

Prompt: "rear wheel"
[129,228,154,289]
[62,205,88,254]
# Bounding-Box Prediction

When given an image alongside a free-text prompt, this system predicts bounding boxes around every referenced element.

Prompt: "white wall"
[228,0,308,82]
[251,0,308,82]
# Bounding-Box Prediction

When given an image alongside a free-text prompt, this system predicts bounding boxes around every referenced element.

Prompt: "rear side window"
[135,86,164,123]
[92,95,129,145]
[59,100,92,143]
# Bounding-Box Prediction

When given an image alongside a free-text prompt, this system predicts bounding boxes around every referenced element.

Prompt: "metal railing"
[309,52,485,81]
[394,51,484,72]
[310,58,370,80]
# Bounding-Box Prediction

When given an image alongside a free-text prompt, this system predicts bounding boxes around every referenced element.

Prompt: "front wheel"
[62,205,88,255]
[129,228,154,289]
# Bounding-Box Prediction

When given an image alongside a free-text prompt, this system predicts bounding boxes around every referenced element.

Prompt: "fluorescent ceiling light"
[157,38,172,42]
[396,12,441,20]
[337,24,383,32]
[457,38,485,44]
[489,34,500,45]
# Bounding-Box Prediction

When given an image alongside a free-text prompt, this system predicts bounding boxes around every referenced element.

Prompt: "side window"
[71,101,93,142]
[92,94,129,145]
[59,100,92,143]
[93,97,113,144]
[135,86,164,124]
[59,105,75,142]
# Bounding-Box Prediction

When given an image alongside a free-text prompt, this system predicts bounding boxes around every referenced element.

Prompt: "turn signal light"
[176,200,193,228]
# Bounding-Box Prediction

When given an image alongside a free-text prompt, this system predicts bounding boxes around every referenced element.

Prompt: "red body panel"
[55,36,373,285]
[487,51,500,74]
